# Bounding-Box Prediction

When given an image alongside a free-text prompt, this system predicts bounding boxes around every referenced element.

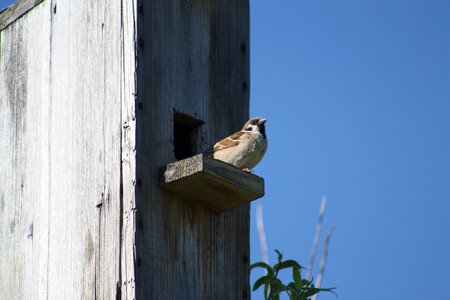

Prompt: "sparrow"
[207,117,268,171]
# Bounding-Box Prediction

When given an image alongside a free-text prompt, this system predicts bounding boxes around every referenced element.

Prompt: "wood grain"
[1,0,251,298]
[119,1,138,299]
[0,0,137,299]
[0,3,51,299]
[135,0,251,298]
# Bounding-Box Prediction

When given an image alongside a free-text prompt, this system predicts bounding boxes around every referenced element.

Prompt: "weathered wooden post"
[0,0,260,298]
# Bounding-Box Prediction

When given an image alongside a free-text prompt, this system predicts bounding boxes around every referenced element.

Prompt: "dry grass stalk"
[256,203,270,265]
[311,226,335,300]
[306,195,327,280]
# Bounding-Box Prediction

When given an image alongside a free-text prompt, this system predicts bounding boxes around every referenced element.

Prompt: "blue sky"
[2,0,449,299]
[250,0,450,299]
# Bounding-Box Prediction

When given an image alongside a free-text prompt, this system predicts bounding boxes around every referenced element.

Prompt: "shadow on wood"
[160,154,264,212]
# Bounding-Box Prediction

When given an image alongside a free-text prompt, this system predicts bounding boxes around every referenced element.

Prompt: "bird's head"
[242,117,267,138]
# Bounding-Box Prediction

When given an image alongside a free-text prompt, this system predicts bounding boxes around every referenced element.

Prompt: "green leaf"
[274,259,302,272]
[293,266,302,286]
[302,287,337,297]
[287,282,301,297]
[252,275,272,291]
[288,287,301,300]
[303,287,321,297]
[269,279,285,300]
[270,285,281,298]
[250,262,274,276]
[274,249,283,262]
[317,287,338,297]
[300,279,312,288]
[271,278,286,291]
[264,283,270,300]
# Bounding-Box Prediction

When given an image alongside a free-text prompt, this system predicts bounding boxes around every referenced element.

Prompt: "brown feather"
[213,131,246,151]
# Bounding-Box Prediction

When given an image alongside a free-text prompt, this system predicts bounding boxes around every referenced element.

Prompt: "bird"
[207,117,268,172]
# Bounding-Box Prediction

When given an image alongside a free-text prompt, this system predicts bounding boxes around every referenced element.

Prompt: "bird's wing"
[213,131,246,152]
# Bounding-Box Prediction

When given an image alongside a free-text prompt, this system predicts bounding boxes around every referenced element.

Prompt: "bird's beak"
[258,118,267,125]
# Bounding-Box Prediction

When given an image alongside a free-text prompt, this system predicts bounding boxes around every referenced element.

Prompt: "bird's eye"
[252,121,258,125]
[245,126,253,131]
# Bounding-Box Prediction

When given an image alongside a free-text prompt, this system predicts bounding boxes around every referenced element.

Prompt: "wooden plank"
[0,0,44,31]
[161,154,264,212]
[119,1,138,299]
[47,0,125,298]
[135,0,251,298]
[0,2,51,299]
[0,0,135,299]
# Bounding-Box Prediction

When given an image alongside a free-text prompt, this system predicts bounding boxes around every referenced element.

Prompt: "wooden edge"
[159,154,265,212]
[160,154,204,183]
[159,153,264,196]
[0,0,44,31]
[202,157,264,196]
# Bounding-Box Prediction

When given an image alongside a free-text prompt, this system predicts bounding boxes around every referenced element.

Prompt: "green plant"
[250,250,335,300]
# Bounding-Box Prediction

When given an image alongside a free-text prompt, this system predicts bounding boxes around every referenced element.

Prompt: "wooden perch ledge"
[160,154,265,212]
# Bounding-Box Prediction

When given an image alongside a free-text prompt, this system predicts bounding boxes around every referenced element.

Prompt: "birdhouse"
[0,0,260,299]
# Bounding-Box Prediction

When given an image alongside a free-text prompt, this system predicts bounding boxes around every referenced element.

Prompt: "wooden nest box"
[0,0,254,298]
